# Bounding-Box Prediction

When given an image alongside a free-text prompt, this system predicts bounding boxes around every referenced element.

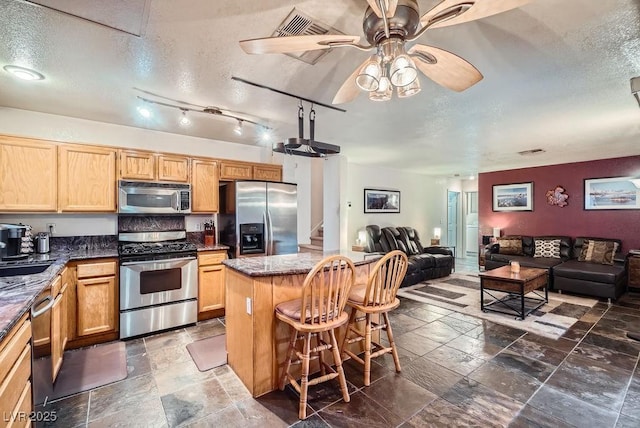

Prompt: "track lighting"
[179,110,191,126]
[234,120,243,135]
[260,126,271,142]
[133,90,271,138]
[178,110,191,126]
[137,106,152,119]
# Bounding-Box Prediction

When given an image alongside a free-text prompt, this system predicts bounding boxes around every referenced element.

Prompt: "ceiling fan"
[239,0,532,104]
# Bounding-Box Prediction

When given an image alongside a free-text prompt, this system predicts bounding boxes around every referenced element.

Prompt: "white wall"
[282,155,311,246]
[346,163,448,248]
[323,155,348,251]
[0,107,311,237]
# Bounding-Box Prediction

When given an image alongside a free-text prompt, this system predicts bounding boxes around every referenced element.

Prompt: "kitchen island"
[222,250,382,397]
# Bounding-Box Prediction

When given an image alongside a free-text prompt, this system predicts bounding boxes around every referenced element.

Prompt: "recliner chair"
[364,225,453,287]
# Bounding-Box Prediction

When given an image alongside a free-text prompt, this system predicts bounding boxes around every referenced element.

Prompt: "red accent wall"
[478,156,640,253]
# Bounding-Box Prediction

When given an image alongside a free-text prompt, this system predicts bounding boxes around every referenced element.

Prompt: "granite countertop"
[0,244,119,343]
[194,243,229,252]
[222,250,382,277]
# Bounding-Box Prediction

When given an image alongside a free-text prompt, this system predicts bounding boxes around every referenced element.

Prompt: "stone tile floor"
[36,256,640,427]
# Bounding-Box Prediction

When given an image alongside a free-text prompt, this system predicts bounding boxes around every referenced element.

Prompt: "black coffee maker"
[0,223,28,260]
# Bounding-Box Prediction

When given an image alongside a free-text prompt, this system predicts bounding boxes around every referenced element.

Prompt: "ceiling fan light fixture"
[390,54,417,87]
[369,76,392,101]
[397,77,421,98]
[355,56,382,91]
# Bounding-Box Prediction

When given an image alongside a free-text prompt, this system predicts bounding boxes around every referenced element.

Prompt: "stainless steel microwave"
[118,180,191,214]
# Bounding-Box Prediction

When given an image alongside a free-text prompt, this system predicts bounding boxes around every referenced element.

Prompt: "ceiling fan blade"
[366,0,397,18]
[421,0,532,29]
[332,58,370,105]
[240,34,360,54]
[408,44,483,92]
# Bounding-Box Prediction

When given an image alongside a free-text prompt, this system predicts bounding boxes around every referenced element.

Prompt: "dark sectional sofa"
[485,235,627,301]
[364,225,454,287]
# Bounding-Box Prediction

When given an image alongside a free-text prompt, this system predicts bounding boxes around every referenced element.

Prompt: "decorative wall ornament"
[546,185,569,207]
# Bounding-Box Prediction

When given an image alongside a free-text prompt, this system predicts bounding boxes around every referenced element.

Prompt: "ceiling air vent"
[518,148,546,156]
[272,8,344,65]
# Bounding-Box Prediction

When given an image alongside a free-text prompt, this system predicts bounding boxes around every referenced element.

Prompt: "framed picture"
[492,182,533,211]
[364,189,400,213]
[584,176,640,210]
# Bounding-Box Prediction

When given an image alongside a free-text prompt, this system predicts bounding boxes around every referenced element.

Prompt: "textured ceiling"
[0,0,639,176]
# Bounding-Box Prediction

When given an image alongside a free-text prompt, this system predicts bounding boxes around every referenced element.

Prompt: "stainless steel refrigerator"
[219,181,298,258]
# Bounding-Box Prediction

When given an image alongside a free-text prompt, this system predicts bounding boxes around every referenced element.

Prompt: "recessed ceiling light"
[3,65,45,81]
[137,106,152,118]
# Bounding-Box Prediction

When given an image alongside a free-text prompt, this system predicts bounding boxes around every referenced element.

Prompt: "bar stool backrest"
[360,250,408,308]
[299,255,356,326]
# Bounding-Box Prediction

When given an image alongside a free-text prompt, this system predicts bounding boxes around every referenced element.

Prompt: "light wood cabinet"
[31,289,51,348]
[119,150,156,180]
[253,164,282,182]
[76,259,118,337]
[58,144,117,212]
[191,158,219,213]
[198,251,227,319]
[220,160,252,181]
[50,291,64,382]
[158,154,190,182]
[119,150,190,182]
[0,314,32,424]
[60,268,71,349]
[0,135,57,211]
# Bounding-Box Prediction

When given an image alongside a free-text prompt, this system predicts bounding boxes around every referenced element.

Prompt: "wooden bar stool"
[341,250,408,386]
[275,255,356,420]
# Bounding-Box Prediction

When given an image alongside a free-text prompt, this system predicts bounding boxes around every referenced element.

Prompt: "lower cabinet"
[76,259,118,337]
[198,251,227,320]
[0,314,32,426]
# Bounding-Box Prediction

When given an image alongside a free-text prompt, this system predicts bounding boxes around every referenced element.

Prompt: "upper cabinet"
[58,144,117,212]
[253,164,282,182]
[220,160,282,182]
[0,135,282,214]
[219,160,253,181]
[0,136,58,211]
[158,154,190,182]
[119,150,189,182]
[118,150,156,181]
[191,158,219,213]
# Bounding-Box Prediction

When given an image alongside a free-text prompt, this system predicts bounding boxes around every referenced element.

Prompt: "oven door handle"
[121,256,197,267]
[31,294,54,318]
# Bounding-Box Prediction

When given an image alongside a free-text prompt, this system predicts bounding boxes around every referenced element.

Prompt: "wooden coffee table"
[478,265,548,320]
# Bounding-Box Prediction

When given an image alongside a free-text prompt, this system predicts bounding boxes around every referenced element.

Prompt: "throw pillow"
[497,237,523,255]
[534,239,561,258]
[578,240,618,265]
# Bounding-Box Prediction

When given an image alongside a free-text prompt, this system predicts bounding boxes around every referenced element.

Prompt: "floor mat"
[186,334,227,372]
[34,341,127,405]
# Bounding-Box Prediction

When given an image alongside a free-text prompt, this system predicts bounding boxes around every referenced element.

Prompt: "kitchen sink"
[0,262,53,278]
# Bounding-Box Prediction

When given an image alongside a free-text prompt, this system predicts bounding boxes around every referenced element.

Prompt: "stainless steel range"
[118,230,198,339]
